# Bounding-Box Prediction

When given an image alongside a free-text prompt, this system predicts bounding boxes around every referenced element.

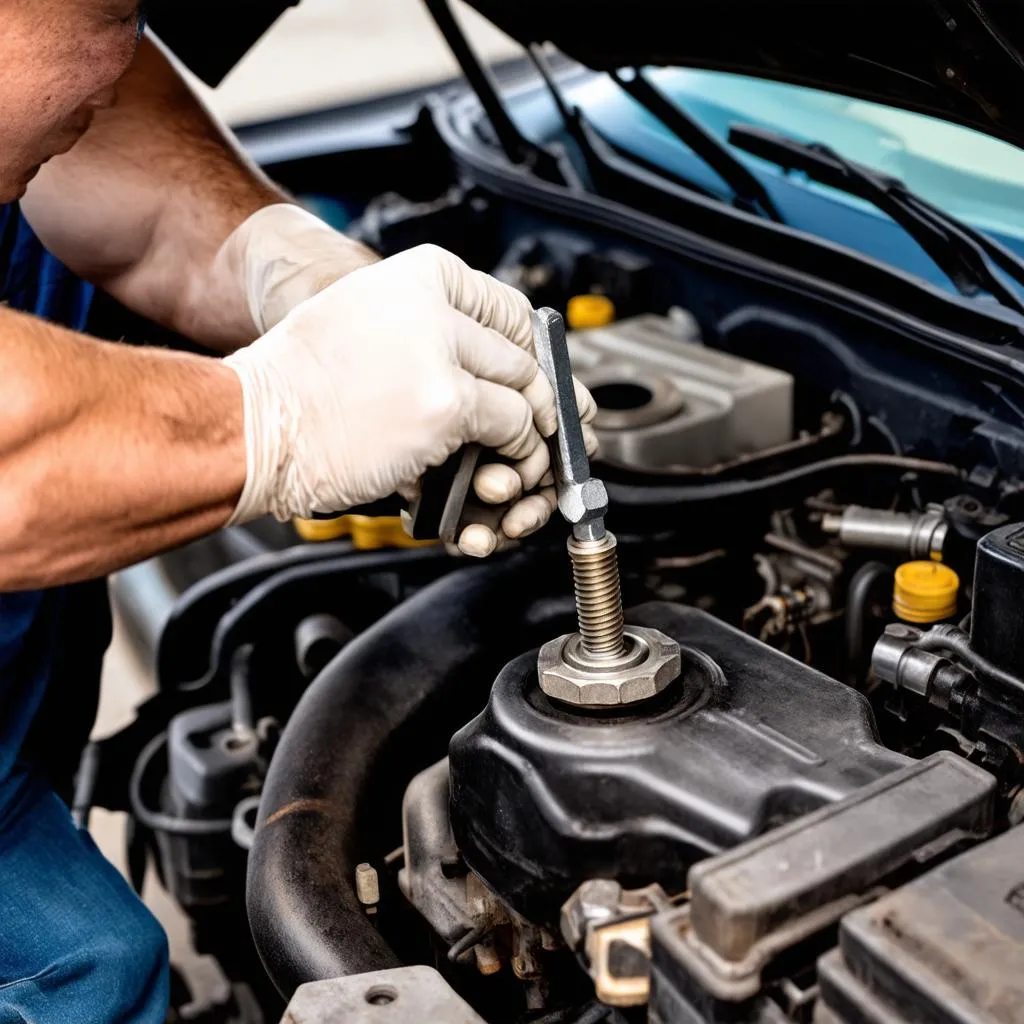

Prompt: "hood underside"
[146,0,298,85]
[466,0,1024,150]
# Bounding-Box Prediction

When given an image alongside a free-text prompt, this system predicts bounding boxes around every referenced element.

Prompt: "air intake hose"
[246,551,571,997]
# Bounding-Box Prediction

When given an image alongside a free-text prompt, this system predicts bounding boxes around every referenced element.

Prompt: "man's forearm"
[21,37,284,349]
[0,306,244,589]
[23,35,377,351]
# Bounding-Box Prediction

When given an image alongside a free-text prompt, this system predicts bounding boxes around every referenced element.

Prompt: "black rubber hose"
[246,552,573,998]
[607,454,961,513]
[845,561,893,686]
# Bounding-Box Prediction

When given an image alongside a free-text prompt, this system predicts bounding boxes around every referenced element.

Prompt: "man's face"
[0,0,143,203]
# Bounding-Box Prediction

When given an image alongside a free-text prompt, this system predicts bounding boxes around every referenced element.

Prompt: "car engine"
[108,265,1024,1023]
[86,25,1024,1023]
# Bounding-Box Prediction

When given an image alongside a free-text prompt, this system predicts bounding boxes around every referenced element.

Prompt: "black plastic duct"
[245,552,574,997]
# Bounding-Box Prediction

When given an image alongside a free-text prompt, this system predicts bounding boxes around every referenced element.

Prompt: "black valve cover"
[448,602,909,925]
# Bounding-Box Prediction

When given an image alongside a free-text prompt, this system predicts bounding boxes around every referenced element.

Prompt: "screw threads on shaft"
[568,532,626,659]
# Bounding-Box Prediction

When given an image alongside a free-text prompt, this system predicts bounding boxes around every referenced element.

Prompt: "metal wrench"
[531,308,608,543]
[406,307,605,546]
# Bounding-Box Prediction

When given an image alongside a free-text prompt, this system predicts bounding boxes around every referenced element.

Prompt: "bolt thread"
[568,533,626,659]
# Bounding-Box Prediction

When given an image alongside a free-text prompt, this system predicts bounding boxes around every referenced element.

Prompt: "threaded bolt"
[568,532,626,659]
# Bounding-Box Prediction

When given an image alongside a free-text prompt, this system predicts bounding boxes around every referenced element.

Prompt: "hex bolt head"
[538,626,682,707]
[558,478,609,528]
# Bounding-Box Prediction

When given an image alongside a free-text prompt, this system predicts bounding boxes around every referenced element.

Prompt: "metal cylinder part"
[355,863,381,907]
[568,533,626,659]
[822,506,947,560]
[294,613,354,680]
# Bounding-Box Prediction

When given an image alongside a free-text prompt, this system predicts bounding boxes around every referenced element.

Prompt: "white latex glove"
[455,377,599,557]
[222,207,597,550]
[221,202,380,334]
[224,244,595,545]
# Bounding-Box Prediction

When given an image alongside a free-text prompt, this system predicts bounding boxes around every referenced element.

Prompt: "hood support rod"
[422,0,565,184]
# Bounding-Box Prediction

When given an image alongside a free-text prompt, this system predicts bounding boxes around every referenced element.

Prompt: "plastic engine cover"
[448,602,910,925]
[817,821,1024,1024]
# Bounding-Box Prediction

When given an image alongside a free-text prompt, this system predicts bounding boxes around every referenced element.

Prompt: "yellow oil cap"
[293,516,350,542]
[893,560,959,624]
[293,515,437,550]
[566,294,615,330]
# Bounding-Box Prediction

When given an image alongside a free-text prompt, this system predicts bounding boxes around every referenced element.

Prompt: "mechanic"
[0,5,595,1021]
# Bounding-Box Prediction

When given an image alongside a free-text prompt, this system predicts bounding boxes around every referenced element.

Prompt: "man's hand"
[224,206,598,555]
[18,35,597,559]
[225,244,596,552]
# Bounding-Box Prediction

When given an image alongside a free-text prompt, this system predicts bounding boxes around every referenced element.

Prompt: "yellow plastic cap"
[293,516,350,542]
[893,560,959,624]
[566,294,616,330]
[293,514,438,550]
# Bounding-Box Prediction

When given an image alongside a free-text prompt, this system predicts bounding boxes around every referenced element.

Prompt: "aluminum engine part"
[821,505,947,559]
[566,314,793,471]
[401,760,559,981]
[871,623,969,711]
[399,759,474,946]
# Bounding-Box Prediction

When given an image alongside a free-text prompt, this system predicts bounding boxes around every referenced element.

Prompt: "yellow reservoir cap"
[566,294,615,330]
[893,560,959,624]
[293,515,437,550]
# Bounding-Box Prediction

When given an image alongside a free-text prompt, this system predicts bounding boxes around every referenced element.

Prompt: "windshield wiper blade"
[728,123,1024,316]
[611,71,784,223]
[529,47,719,202]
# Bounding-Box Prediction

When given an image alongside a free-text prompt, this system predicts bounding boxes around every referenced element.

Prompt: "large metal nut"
[557,478,608,526]
[538,626,681,707]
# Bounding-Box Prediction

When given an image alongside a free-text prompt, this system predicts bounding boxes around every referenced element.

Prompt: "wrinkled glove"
[226,203,379,334]
[222,206,595,553]
[224,242,596,552]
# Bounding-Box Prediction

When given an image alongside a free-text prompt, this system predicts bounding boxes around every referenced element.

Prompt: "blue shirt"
[0,204,94,778]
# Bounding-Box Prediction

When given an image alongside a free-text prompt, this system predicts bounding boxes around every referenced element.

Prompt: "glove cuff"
[222,342,300,526]
[225,203,377,334]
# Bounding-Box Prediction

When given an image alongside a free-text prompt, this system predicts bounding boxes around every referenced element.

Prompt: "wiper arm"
[728,123,1024,315]
[528,47,717,202]
[611,70,784,223]
[423,0,569,186]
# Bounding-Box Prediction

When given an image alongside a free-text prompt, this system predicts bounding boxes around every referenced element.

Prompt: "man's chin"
[4,164,42,201]
[0,178,31,205]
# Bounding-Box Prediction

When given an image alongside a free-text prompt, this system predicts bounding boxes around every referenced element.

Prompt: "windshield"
[522,66,1024,298]
[662,70,1024,238]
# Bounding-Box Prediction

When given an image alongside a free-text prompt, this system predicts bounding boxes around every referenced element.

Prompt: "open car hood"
[465,0,1024,150]
[145,0,298,85]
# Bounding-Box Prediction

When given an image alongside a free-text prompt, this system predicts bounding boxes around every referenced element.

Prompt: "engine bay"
[122,237,1024,1020]
[89,28,1024,1024]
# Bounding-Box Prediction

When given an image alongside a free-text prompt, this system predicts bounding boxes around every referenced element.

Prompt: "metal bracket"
[281,966,487,1023]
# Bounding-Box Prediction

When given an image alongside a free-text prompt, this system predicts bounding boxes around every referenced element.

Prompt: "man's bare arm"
[0,305,244,589]
[21,35,371,351]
